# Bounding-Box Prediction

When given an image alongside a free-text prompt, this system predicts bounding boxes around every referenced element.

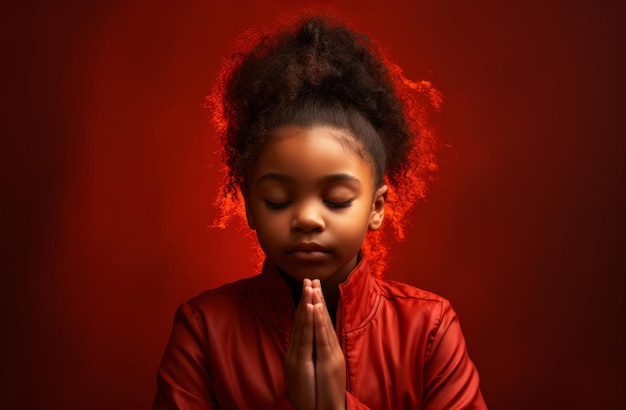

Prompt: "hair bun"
[297,17,322,46]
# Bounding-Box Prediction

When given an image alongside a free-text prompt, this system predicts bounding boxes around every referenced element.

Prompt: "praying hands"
[284,279,347,410]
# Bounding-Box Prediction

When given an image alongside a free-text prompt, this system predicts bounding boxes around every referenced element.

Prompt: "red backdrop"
[4,0,625,408]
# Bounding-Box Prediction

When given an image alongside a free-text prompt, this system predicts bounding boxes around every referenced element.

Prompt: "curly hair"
[207,13,442,277]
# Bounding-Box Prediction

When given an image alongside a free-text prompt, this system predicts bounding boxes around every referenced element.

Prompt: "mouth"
[287,243,330,262]
[288,242,329,253]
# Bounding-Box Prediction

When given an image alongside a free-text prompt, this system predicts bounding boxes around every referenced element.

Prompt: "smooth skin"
[243,125,387,409]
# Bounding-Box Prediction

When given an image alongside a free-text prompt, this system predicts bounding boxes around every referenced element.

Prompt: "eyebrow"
[256,173,361,186]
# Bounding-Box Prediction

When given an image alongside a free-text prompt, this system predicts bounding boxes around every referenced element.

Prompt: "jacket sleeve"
[422,301,487,409]
[153,303,218,409]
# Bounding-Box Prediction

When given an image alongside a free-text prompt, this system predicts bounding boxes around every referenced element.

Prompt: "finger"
[311,279,323,304]
[285,306,316,410]
[285,281,317,410]
[296,303,314,361]
[293,280,313,332]
[311,284,325,307]
[288,283,312,356]
[301,278,313,304]
[297,280,313,327]
[311,286,340,348]
[297,279,313,316]
[313,302,346,410]
[314,303,336,355]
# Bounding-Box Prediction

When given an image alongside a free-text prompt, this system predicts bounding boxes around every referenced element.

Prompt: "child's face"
[243,125,387,283]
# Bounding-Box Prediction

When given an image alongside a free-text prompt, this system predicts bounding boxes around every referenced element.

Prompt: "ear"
[240,183,256,230]
[369,184,388,231]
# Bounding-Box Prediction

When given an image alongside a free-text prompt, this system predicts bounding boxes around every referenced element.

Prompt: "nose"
[290,200,325,233]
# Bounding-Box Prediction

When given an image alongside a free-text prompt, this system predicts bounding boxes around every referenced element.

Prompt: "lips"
[286,243,330,262]
[288,242,329,253]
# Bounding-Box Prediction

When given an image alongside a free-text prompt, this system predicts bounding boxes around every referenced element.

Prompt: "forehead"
[249,125,374,184]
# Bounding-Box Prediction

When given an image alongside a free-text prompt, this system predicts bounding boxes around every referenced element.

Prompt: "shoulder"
[184,274,263,314]
[178,266,294,330]
[377,278,448,304]
[375,278,454,323]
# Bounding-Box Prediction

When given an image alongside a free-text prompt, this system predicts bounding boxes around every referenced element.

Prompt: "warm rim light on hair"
[207,12,442,277]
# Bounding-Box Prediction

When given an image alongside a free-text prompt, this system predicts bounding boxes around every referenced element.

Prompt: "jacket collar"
[254,255,380,334]
[336,256,380,334]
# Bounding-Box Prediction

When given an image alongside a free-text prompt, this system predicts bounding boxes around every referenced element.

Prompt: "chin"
[279,263,338,282]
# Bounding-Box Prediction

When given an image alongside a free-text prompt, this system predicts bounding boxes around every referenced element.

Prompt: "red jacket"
[154,258,486,409]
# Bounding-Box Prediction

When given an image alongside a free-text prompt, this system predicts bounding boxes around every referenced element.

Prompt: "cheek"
[332,209,371,238]
[254,228,281,258]
[253,210,287,241]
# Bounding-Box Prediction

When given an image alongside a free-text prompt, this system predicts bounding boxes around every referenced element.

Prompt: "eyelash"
[263,200,353,210]
[264,200,291,210]
[325,200,353,209]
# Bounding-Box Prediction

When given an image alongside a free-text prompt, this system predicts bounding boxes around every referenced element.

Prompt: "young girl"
[154,15,486,410]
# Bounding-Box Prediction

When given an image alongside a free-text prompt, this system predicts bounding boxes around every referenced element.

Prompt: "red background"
[4,0,625,408]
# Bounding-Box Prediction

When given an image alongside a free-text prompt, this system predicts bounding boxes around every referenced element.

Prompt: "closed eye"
[325,199,353,209]
[264,200,291,210]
